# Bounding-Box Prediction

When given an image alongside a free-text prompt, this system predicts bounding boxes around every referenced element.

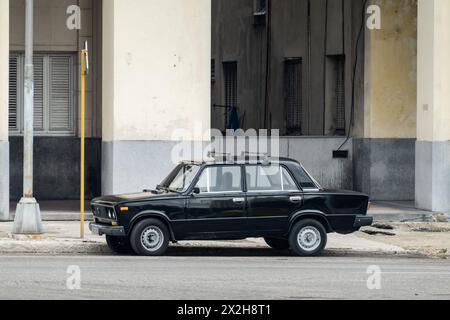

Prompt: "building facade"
[0,0,449,221]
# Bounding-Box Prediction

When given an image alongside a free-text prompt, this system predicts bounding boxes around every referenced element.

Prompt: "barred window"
[284,58,303,135]
[9,53,76,136]
[223,61,238,128]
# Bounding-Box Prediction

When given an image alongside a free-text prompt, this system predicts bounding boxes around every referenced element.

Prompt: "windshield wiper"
[157,185,180,193]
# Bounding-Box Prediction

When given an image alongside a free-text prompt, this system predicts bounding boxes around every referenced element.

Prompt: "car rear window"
[245,165,299,192]
[296,167,319,189]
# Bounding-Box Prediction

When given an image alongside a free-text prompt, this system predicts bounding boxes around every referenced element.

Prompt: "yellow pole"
[80,49,86,239]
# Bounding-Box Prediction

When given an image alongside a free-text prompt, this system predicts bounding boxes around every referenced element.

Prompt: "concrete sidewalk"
[0,220,410,256]
[5,200,445,222]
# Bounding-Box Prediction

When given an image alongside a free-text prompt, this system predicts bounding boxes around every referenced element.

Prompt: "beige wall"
[9,0,102,138]
[102,0,211,142]
[10,0,78,51]
[364,0,417,139]
[0,0,8,141]
[417,0,450,142]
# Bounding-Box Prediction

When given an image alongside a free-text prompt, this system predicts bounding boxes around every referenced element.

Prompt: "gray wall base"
[0,141,9,221]
[415,141,450,212]
[280,137,353,190]
[102,138,354,196]
[353,139,416,201]
[9,137,102,201]
[102,140,182,195]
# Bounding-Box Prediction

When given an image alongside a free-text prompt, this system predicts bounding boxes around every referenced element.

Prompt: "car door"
[245,164,303,235]
[184,165,247,239]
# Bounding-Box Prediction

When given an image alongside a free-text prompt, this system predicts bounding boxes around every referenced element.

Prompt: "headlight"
[108,208,116,220]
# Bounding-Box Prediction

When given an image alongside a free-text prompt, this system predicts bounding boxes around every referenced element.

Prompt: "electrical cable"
[263,0,272,129]
[323,0,329,135]
[337,0,369,151]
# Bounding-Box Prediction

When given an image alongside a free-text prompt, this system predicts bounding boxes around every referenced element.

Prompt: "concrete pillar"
[0,0,10,221]
[416,0,450,212]
[102,0,211,195]
[354,0,417,201]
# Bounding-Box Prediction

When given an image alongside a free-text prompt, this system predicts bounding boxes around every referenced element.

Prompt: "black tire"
[105,235,134,255]
[264,237,290,250]
[288,219,327,257]
[130,218,170,256]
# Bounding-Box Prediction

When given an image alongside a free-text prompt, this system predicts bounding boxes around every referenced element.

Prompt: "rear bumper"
[353,216,373,228]
[89,223,125,236]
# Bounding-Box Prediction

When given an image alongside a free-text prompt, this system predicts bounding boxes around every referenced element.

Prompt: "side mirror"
[192,187,201,195]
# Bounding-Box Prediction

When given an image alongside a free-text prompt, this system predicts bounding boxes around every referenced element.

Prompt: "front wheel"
[264,237,289,250]
[289,219,327,256]
[106,235,134,255]
[130,218,170,256]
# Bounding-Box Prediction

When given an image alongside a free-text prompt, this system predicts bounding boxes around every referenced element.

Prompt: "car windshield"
[165,164,201,193]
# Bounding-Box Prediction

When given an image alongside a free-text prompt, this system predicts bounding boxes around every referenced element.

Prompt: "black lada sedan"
[90,157,373,256]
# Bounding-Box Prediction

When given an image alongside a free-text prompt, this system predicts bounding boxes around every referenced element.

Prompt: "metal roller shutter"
[8,54,19,132]
[48,55,73,133]
[33,54,45,131]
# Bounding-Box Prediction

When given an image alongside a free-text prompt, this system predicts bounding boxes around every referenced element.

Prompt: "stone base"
[0,141,9,221]
[353,139,416,201]
[12,198,44,234]
[415,141,450,212]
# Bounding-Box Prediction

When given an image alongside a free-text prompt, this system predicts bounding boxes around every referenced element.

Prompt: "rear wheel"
[130,218,170,256]
[289,219,327,256]
[106,235,134,255]
[264,237,289,250]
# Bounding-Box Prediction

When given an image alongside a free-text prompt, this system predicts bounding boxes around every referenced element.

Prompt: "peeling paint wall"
[364,0,417,139]
[102,0,211,142]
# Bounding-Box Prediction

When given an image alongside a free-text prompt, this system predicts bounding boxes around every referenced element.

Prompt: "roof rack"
[241,151,270,165]
[206,151,272,165]
[207,151,233,160]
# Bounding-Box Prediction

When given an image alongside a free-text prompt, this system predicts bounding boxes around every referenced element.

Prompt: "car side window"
[282,167,299,191]
[246,165,299,192]
[195,166,242,193]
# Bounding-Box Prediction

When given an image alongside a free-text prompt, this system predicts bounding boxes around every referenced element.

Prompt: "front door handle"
[233,198,245,204]
[290,196,302,203]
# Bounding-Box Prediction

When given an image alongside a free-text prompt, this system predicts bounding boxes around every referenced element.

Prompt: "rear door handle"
[290,196,302,203]
[233,198,245,204]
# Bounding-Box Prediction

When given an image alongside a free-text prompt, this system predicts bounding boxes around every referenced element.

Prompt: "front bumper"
[89,223,125,236]
[353,216,373,228]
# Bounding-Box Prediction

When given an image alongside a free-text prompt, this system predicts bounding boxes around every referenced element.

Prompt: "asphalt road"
[0,250,449,300]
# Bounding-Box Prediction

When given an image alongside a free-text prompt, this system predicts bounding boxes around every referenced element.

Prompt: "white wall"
[0,0,10,220]
[102,0,211,142]
[0,0,8,141]
[417,0,450,142]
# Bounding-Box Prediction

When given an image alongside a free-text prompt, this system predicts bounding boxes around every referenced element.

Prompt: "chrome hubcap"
[297,226,321,252]
[141,226,164,252]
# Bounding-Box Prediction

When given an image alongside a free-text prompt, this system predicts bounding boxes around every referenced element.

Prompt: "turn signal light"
[120,207,129,212]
